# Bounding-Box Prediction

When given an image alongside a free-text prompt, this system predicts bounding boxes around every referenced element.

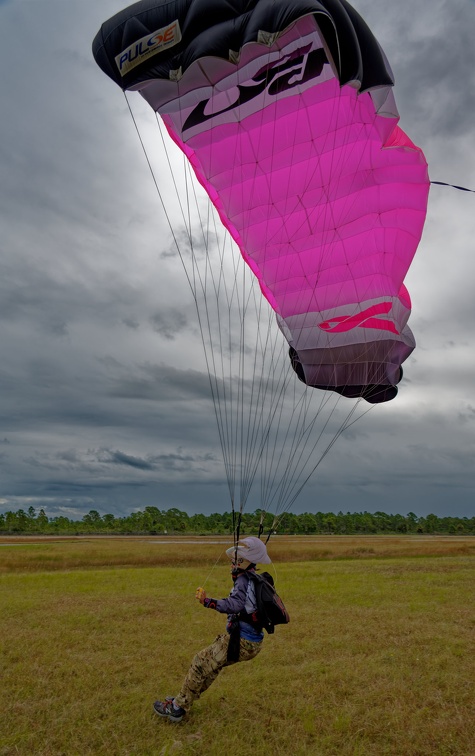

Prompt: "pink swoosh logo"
[318,302,400,335]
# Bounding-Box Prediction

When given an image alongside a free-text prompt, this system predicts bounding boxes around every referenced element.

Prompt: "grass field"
[1,536,474,755]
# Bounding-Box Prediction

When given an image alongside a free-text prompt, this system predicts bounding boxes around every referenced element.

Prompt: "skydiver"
[153,536,271,722]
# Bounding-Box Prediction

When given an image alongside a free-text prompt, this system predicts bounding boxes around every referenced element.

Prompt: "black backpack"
[246,571,290,634]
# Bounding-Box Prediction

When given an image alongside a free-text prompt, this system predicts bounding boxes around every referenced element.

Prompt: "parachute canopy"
[93,0,429,403]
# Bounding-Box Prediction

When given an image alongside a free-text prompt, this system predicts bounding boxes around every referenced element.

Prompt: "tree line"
[0,506,474,535]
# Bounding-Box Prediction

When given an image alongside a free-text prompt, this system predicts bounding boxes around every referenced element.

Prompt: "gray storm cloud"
[0,0,474,519]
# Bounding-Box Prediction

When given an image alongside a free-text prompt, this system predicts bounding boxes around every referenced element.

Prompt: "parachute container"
[93,0,429,404]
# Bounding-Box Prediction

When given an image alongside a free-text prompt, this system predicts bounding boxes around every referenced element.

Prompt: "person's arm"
[196,575,248,614]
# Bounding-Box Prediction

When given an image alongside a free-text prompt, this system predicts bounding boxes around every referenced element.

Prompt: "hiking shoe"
[153,698,186,722]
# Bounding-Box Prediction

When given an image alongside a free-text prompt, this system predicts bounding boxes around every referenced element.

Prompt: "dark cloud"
[150,309,188,340]
[107,362,213,403]
[97,449,155,470]
[457,404,475,425]
[0,0,473,520]
[122,317,140,329]
[160,228,212,260]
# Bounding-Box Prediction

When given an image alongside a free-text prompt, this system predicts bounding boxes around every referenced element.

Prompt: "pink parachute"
[93,2,430,521]
[94,0,429,404]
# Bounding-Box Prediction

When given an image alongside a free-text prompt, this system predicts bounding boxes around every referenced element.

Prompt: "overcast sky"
[1,0,474,521]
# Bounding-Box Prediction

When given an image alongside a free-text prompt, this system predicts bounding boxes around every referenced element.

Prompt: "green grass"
[1,543,474,755]
[1,534,474,574]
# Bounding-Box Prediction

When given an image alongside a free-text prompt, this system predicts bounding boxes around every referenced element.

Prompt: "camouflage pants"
[173,633,262,712]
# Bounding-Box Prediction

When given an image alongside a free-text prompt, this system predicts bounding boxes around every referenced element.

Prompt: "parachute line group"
[125,88,376,541]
